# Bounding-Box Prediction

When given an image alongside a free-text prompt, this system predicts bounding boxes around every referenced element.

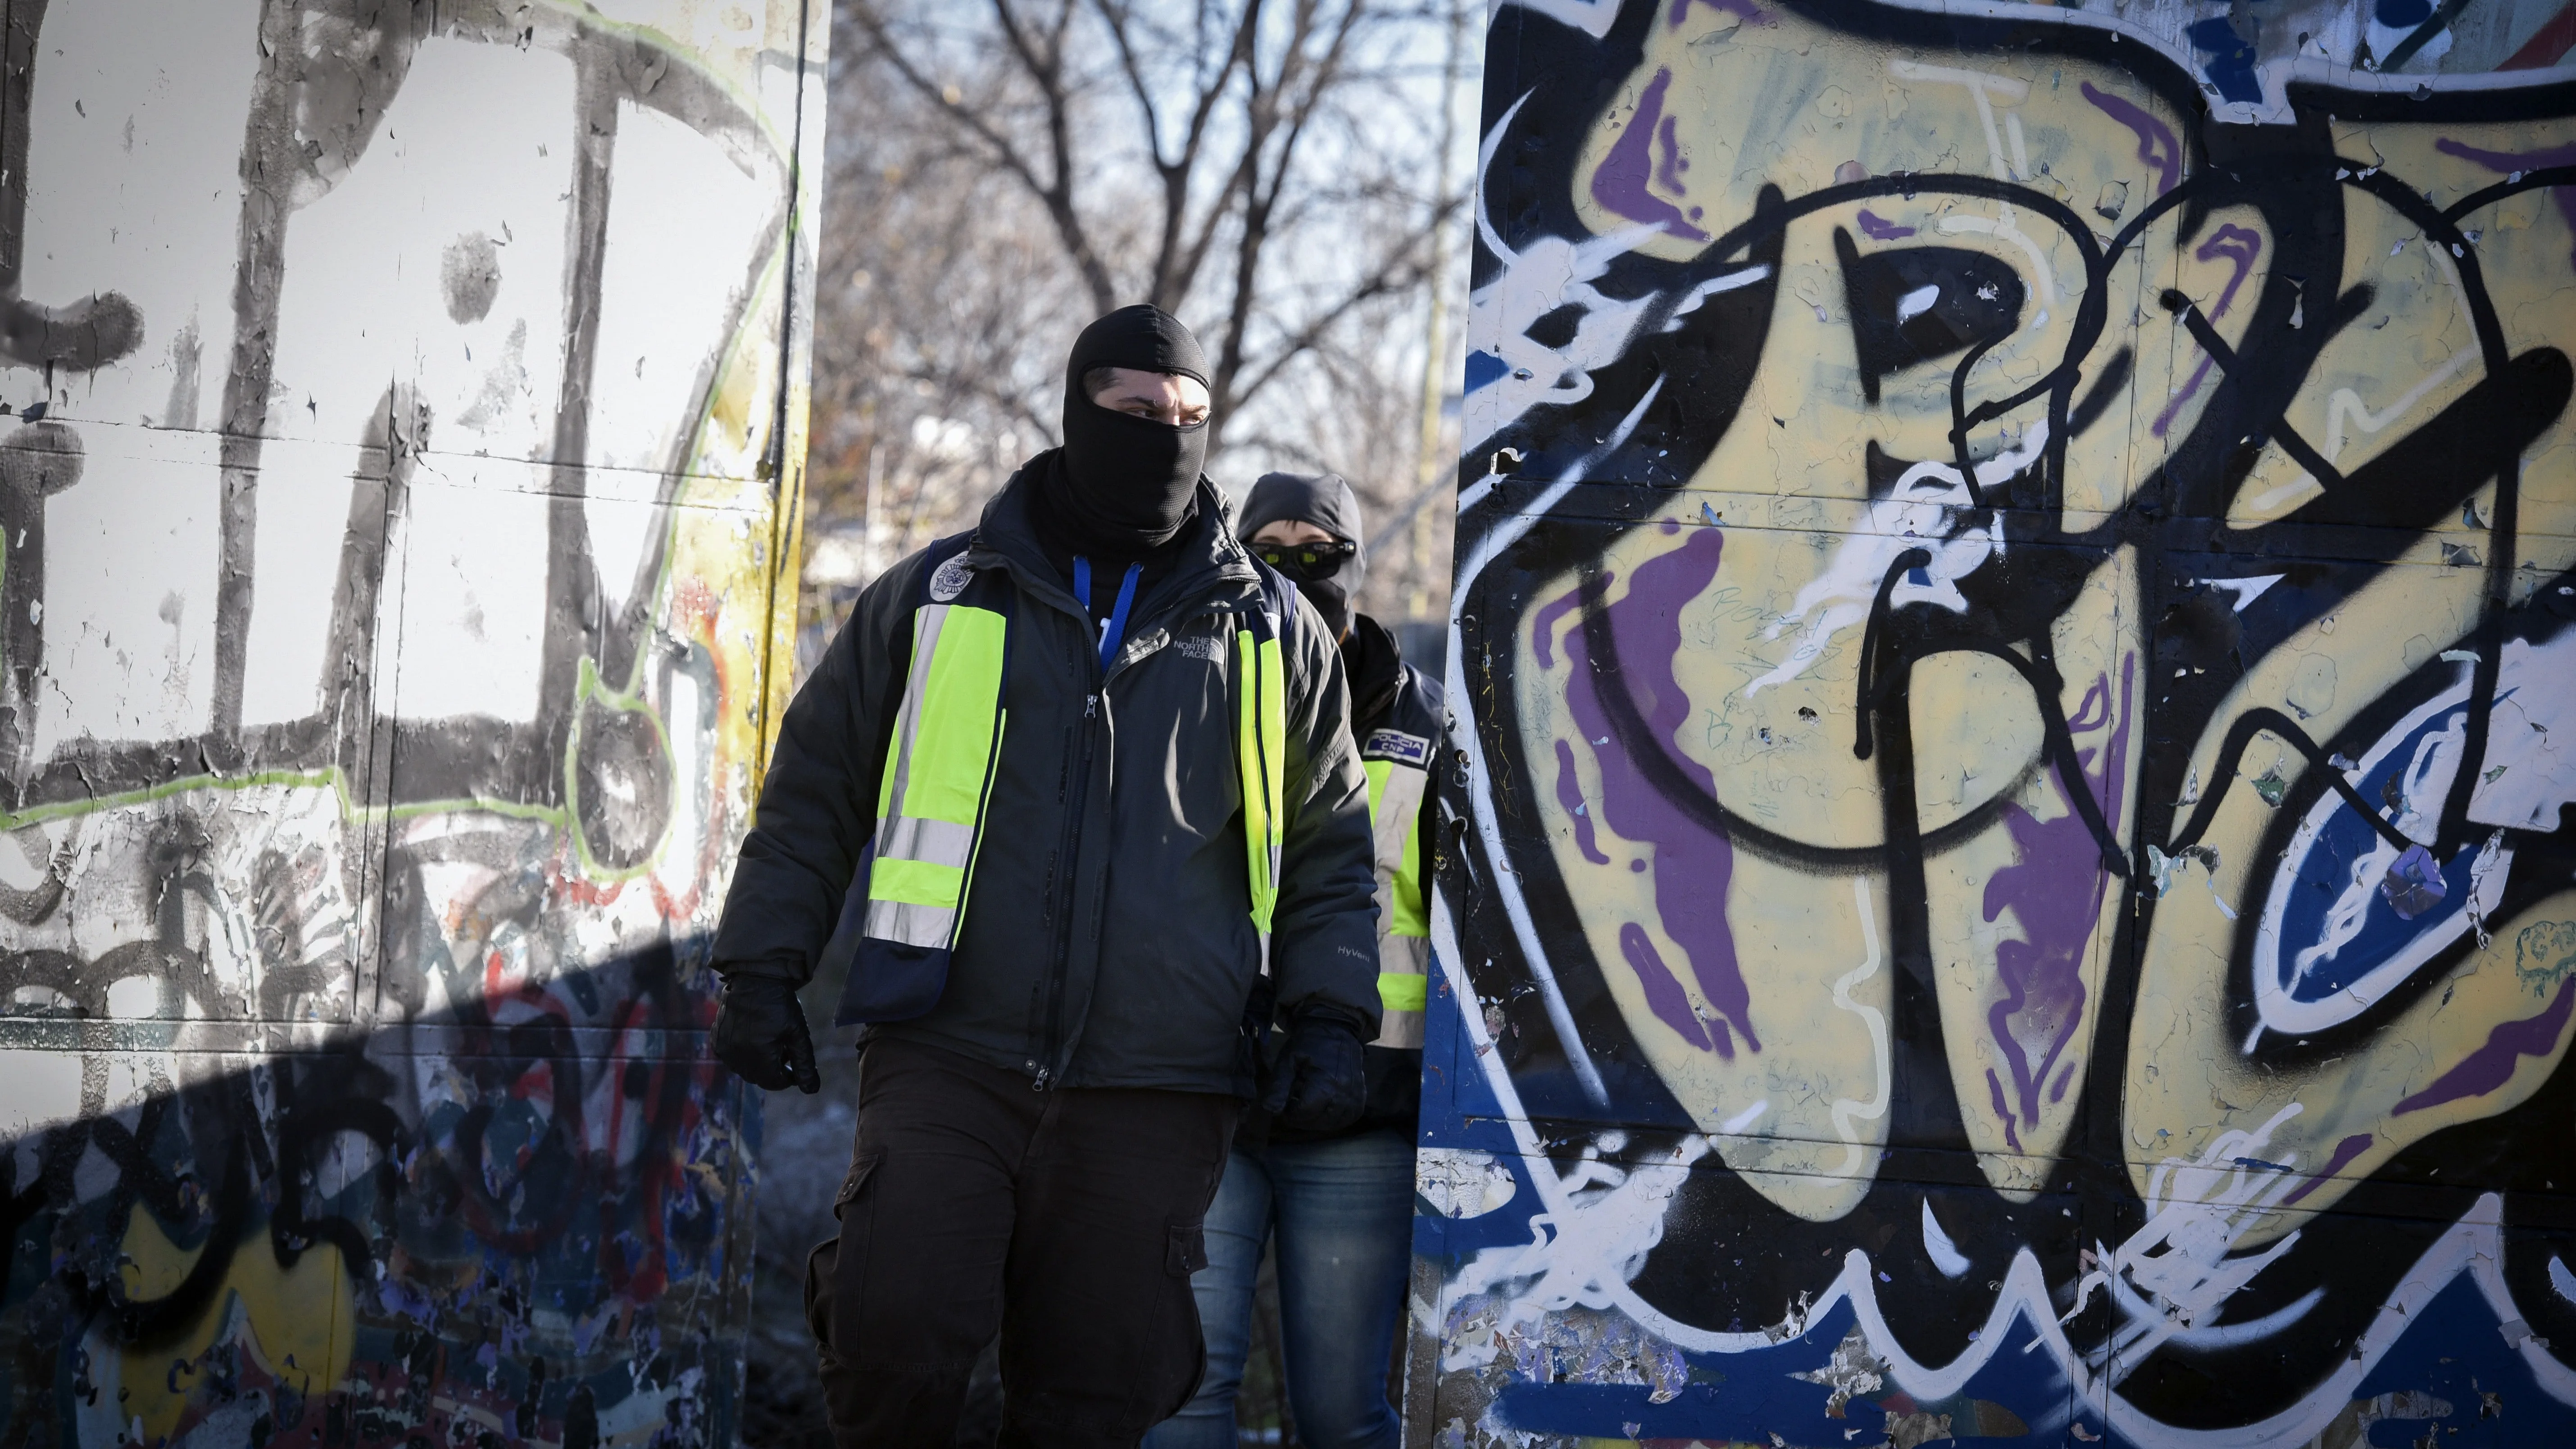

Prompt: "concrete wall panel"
[1420,1,2576,1444]
[0,3,824,1444]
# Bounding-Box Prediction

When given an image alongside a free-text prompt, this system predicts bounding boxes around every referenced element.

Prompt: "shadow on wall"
[0,0,825,1442]
[0,939,757,1449]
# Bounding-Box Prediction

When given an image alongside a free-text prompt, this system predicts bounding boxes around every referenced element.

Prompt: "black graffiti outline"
[0,0,143,374]
[1504,138,2561,1015]
[1442,0,2576,1418]
[0,2,805,847]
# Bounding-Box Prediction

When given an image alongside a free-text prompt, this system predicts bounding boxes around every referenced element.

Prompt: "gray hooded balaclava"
[1237,471,1366,636]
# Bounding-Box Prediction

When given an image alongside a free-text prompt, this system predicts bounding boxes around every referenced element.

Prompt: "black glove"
[713,975,820,1094]
[1262,1008,1367,1134]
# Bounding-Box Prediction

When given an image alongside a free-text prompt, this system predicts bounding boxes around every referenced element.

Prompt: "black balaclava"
[1237,471,1366,640]
[1045,304,1210,556]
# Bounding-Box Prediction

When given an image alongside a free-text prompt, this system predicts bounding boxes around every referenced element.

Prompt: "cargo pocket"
[1147,1217,1215,1423]
[1165,1218,1208,1278]
[803,1239,837,1347]
[805,1151,885,1348]
[833,1152,883,1222]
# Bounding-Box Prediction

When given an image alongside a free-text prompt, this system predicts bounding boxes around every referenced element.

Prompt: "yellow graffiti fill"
[1520,1,2576,1237]
[117,1207,356,1444]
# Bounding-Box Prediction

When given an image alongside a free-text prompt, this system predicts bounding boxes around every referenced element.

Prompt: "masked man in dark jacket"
[1147,472,1443,1449]
[709,306,1382,1448]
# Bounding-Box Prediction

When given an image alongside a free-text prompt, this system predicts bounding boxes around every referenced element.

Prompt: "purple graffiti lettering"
[1979,659,2133,1141]
[2196,225,2265,315]
[1655,115,1689,193]
[1563,527,1758,1056]
[2436,138,2576,274]
[2155,357,2220,440]
[2282,1133,2376,1206]
[1556,737,1613,865]
[1857,209,1916,240]
[1622,922,1716,1051]
[2152,225,2265,437]
[1530,575,1599,671]
[1985,1069,2024,1154]
[1590,68,1709,243]
[2393,977,2576,1115]
[2080,81,2182,197]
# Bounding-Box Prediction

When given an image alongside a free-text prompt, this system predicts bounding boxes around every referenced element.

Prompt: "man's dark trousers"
[805,1036,1238,1446]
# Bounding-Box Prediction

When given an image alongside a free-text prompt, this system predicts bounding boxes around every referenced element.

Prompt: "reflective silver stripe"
[1372,935,1429,1049]
[864,898,954,950]
[1370,764,1427,886]
[1368,763,1429,1048]
[874,603,955,821]
[875,814,975,870]
[867,602,971,956]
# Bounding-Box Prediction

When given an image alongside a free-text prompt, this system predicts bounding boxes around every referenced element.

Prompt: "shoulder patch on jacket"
[1362,728,1431,767]
[928,553,974,602]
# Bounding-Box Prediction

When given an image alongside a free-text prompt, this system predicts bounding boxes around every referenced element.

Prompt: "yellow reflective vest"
[1361,724,1434,1049]
[858,552,1289,984]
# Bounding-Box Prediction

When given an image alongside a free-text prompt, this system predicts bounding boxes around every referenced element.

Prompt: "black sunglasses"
[1251,537,1358,578]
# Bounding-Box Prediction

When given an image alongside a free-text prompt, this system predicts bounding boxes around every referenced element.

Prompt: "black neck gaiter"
[1045,304,1210,556]
[1343,613,1403,730]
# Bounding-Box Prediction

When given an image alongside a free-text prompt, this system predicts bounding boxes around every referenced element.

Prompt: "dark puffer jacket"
[712,464,1382,1095]
[1269,614,1444,1143]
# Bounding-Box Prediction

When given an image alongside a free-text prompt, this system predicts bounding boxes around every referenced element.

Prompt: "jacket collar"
[968,454,1256,622]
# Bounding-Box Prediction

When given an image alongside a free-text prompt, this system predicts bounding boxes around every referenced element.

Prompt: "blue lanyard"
[1072,556,1145,675]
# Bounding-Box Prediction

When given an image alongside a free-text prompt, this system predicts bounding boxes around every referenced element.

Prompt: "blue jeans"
[1143,1129,1414,1449]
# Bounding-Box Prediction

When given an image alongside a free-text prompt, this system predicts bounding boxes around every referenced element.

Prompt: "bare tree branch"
[990,0,1122,311]
[1204,0,1369,441]
[1226,185,1463,417]
[1093,0,1262,306]
[809,0,1475,627]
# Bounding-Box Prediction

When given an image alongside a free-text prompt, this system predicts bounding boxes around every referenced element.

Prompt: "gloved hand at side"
[1263,1005,1368,1133]
[713,974,821,1094]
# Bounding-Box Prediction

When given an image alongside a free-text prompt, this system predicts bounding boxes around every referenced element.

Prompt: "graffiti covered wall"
[0,2,823,1445]
[1416,0,2576,1444]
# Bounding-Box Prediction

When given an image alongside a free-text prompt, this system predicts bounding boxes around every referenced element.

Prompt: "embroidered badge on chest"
[929,554,973,602]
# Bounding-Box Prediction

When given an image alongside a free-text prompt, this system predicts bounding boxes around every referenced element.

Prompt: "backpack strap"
[1242,550,1300,659]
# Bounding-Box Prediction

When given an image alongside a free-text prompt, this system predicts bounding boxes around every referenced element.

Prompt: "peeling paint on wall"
[0,2,825,1445]
[1417,0,2576,1444]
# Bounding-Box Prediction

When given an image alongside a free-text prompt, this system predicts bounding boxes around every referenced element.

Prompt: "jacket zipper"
[998,558,1249,1090]
[1033,682,1100,1090]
